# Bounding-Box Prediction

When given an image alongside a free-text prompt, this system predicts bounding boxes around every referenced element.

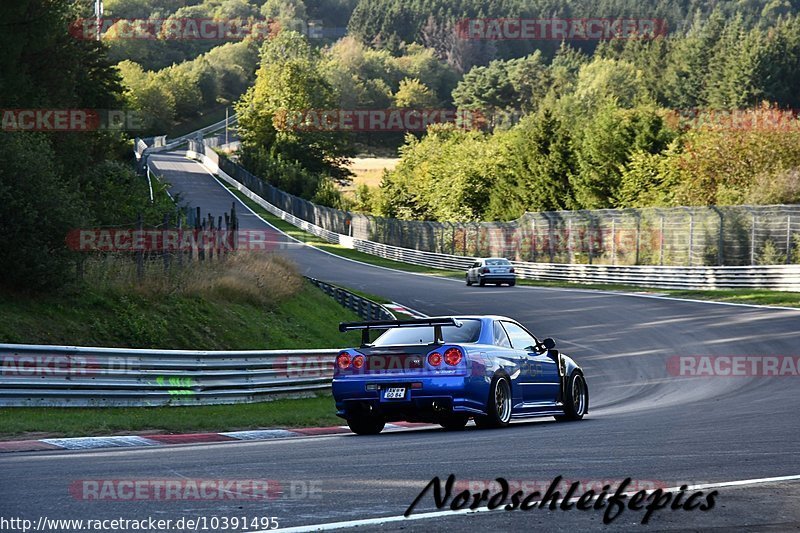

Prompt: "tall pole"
[95,0,103,41]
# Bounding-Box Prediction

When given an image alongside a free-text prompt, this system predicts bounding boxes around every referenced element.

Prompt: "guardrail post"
[786,215,792,264]
[751,213,757,265]
[611,219,616,265]
[710,206,724,266]
[634,212,641,265]
[218,215,223,259]
[136,213,144,281]
[659,215,665,266]
[163,213,171,272]
[688,214,694,266]
[196,207,204,261]
[567,218,574,263]
[177,212,184,268]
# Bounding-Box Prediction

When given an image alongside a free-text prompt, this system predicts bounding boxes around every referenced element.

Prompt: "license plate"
[491,268,504,273]
[383,387,406,399]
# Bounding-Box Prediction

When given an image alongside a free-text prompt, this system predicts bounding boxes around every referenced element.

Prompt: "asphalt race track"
[2,151,798,532]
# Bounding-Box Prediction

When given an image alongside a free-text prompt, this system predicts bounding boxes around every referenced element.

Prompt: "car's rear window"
[371,319,482,346]
[485,259,510,266]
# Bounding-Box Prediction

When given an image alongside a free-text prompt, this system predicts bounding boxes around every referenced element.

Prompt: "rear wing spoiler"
[339,317,463,346]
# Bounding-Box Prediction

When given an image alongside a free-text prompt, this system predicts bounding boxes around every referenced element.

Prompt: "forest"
[106,0,800,221]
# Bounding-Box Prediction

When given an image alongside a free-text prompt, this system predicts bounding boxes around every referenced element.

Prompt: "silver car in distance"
[466,258,516,287]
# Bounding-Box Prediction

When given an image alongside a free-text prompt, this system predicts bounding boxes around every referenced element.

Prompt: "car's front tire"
[347,416,385,435]
[478,277,486,287]
[466,275,472,286]
[555,372,588,422]
[475,377,512,429]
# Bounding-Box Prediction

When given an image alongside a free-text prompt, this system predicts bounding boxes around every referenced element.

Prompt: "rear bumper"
[332,376,485,422]
[479,274,515,282]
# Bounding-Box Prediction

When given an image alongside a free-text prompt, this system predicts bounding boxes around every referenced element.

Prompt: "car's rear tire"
[555,372,588,422]
[509,280,516,287]
[439,415,469,431]
[466,275,472,286]
[475,377,512,429]
[347,416,385,435]
[478,278,485,287]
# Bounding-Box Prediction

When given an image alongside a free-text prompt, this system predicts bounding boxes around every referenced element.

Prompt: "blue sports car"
[332,316,588,435]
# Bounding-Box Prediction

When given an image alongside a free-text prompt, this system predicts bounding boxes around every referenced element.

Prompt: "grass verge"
[0,256,362,349]
[0,253,369,438]
[0,394,342,439]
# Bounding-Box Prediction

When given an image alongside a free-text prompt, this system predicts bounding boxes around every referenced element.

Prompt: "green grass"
[0,394,342,439]
[0,282,361,349]
[226,185,462,277]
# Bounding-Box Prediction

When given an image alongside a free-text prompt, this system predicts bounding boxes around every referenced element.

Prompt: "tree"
[236,30,351,198]
[393,78,438,108]
[574,57,649,111]
[572,104,673,209]
[491,108,576,217]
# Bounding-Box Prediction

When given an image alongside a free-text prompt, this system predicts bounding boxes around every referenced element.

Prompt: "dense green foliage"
[0,0,174,291]
[104,0,800,220]
[118,40,260,133]
[348,0,800,62]
[377,12,800,221]
[105,0,359,70]
[235,32,458,204]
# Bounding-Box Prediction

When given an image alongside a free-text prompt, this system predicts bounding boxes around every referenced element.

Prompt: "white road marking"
[266,474,800,532]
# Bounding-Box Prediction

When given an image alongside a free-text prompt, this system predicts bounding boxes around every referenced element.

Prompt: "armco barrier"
[187,148,800,291]
[0,344,338,407]
[306,277,395,321]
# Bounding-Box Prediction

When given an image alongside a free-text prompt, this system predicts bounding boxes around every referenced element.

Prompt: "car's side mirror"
[542,338,556,350]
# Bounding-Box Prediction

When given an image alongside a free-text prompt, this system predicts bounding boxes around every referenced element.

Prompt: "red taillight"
[336,352,351,369]
[352,355,365,369]
[428,352,442,366]
[481,267,490,273]
[509,267,515,273]
[444,347,463,366]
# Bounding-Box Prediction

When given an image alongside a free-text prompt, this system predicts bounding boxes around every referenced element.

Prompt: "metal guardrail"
[306,277,395,321]
[195,148,800,291]
[0,279,392,407]
[0,344,337,407]
[137,116,238,159]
